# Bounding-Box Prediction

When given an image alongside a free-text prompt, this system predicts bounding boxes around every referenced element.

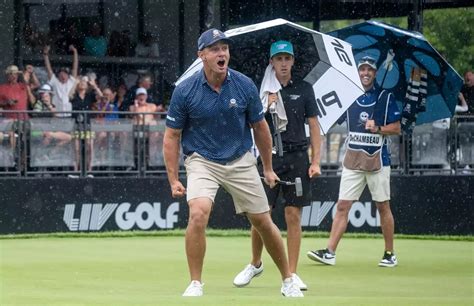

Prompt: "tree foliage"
[423,7,474,76]
[320,7,473,76]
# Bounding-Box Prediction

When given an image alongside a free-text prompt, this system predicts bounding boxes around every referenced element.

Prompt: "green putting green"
[1,232,472,305]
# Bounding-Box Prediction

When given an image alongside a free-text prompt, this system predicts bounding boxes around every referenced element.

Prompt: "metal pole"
[408,0,423,33]
[178,0,185,75]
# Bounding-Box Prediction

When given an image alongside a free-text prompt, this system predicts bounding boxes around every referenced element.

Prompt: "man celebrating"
[163,29,303,297]
[307,56,401,268]
[233,40,321,290]
[43,45,78,117]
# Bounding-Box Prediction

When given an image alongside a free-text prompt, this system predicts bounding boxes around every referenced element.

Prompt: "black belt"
[282,144,308,153]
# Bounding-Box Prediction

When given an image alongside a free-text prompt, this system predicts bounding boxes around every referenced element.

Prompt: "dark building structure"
[0,0,472,85]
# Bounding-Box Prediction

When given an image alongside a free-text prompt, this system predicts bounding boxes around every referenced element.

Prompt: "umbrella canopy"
[176,18,364,134]
[328,20,463,125]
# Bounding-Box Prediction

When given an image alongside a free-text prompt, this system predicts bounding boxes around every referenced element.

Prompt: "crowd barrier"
[0,175,471,235]
[0,111,473,176]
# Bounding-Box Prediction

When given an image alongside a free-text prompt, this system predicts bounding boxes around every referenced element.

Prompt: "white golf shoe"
[281,275,304,297]
[233,263,264,287]
[291,273,307,291]
[182,280,203,297]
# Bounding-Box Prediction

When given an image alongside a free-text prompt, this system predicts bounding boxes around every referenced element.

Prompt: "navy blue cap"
[197,28,232,51]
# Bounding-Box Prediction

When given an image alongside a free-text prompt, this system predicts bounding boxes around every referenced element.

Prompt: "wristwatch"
[377,126,382,134]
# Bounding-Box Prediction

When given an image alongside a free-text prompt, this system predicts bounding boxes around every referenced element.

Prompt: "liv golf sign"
[63,202,180,231]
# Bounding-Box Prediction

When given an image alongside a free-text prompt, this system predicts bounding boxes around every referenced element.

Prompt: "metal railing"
[0,110,181,177]
[0,111,472,177]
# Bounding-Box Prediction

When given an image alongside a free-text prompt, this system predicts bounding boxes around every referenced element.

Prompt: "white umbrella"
[175,18,364,134]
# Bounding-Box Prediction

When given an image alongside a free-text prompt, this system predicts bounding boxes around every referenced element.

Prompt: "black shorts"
[258,150,312,208]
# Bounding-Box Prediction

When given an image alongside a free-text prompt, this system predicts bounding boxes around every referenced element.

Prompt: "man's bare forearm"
[308,117,321,165]
[252,120,273,172]
[163,128,182,185]
[380,121,401,135]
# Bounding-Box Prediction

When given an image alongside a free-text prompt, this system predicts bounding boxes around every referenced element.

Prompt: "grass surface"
[1,234,472,305]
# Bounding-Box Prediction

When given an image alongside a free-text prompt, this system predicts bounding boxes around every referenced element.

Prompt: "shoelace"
[243,265,256,278]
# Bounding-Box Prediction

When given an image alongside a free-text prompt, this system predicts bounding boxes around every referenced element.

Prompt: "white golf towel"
[259,64,288,132]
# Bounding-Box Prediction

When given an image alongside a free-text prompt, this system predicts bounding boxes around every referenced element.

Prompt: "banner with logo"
[0,176,471,235]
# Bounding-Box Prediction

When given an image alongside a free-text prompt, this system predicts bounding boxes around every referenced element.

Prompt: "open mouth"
[217,60,226,68]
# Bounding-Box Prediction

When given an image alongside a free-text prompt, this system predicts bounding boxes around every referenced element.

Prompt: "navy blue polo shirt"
[338,85,401,166]
[166,68,265,164]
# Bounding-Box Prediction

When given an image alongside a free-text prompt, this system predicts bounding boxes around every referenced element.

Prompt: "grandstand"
[0,1,472,236]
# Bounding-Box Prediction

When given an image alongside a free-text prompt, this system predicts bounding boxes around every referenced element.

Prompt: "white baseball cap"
[38,83,54,94]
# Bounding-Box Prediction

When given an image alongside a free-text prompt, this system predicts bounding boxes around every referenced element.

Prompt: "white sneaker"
[291,273,307,291]
[281,276,304,297]
[378,251,398,268]
[182,280,203,297]
[307,248,336,266]
[233,263,264,287]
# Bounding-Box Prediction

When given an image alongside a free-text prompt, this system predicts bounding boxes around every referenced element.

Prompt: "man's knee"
[189,210,208,227]
[188,200,211,229]
[335,200,353,214]
[284,207,301,226]
[248,212,274,233]
[376,201,392,215]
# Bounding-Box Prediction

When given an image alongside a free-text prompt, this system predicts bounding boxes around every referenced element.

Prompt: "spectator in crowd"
[130,87,160,152]
[130,87,159,126]
[90,87,118,162]
[457,70,474,116]
[22,65,41,91]
[84,22,107,57]
[69,76,101,173]
[29,83,78,173]
[135,32,159,58]
[92,87,119,121]
[43,45,78,118]
[70,75,102,120]
[122,74,164,113]
[30,83,73,147]
[307,56,401,268]
[31,84,56,116]
[0,65,33,120]
[113,83,128,112]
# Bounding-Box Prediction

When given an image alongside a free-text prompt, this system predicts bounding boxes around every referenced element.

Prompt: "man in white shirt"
[43,45,78,117]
